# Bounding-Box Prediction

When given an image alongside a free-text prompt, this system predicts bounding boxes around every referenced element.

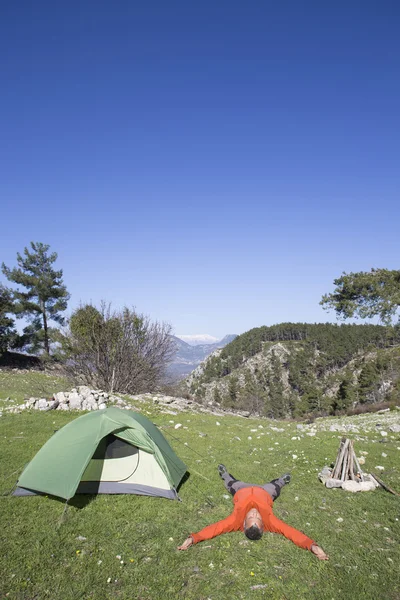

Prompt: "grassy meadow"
[1,372,399,600]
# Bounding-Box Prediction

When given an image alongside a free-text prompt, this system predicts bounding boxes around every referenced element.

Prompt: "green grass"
[1,373,400,599]
[0,370,70,409]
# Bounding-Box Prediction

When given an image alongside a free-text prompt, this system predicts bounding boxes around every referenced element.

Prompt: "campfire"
[319,437,379,492]
[331,437,364,482]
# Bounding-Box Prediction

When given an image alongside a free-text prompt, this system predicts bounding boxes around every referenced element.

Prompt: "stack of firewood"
[331,437,364,482]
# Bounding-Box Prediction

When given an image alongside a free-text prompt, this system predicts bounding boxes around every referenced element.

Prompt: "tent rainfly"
[14,407,187,501]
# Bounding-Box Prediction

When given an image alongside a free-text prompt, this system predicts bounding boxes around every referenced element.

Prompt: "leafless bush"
[62,303,175,394]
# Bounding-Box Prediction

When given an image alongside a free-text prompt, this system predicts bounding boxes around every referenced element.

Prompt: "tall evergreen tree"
[268,351,286,418]
[358,361,379,403]
[0,284,16,355]
[332,374,356,413]
[2,242,70,355]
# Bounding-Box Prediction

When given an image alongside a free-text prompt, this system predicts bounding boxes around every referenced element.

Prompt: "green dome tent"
[14,407,187,501]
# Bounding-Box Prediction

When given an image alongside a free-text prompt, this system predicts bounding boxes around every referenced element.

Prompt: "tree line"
[199,322,400,384]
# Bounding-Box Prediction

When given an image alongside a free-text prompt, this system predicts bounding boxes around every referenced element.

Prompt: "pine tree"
[213,386,222,404]
[332,375,355,413]
[358,361,379,403]
[228,376,238,403]
[0,284,16,355]
[2,242,70,355]
[268,351,286,418]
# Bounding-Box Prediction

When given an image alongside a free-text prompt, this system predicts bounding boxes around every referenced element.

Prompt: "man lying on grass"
[178,465,329,560]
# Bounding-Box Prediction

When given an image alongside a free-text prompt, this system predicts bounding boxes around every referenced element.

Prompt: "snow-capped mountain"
[175,334,219,346]
[167,334,237,380]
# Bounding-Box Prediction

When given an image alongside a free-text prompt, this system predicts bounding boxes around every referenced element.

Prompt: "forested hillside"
[187,323,400,417]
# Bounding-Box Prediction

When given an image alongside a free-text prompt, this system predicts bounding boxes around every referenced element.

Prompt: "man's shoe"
[282,473,291,484]
[218,464,228,476]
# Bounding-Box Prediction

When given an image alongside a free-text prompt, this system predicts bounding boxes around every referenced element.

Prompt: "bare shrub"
[62,303,175,394]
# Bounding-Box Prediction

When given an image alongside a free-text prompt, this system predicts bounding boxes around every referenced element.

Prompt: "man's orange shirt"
[191,486,314,550]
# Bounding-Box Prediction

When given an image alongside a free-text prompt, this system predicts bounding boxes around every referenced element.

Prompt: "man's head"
[243,508,263,541]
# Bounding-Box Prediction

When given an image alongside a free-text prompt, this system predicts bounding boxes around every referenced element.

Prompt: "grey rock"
[318,466,332,483]
[360,481,378,491]
[341,481,362,493]
[98,403,107,410]
[325,478,343,488]
[54,392,66,403]
[342,480,376,493]
[389,423,400,433]
[37,399,49,410]
[69,394,82,410]
[78,386,92,398]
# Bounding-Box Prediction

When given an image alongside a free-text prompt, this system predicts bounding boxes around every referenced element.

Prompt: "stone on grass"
[325,478,343,488]
[69,394,82,410]
[318,466,332,483]
[341,481,362,493]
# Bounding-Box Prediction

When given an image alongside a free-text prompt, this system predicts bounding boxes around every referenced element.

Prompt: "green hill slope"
[187,323,400,417]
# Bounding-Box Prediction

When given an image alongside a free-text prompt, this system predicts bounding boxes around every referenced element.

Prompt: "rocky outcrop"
[2,386,251,418]
[5,386,121,413]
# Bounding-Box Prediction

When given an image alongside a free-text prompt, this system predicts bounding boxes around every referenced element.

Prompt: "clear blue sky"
[1,2,399,339]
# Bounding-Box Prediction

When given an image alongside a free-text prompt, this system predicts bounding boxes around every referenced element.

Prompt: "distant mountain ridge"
[167,334,237,379]
[175,334,219,346]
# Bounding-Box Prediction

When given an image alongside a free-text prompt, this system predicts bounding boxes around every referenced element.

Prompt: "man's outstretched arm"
[177,513,238,550]
[266,514,329,559]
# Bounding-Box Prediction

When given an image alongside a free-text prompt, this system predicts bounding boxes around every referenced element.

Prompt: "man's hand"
[310,544,329,560]
[178,536,194,551]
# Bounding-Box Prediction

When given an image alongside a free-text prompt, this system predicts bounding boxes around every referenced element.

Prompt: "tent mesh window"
[92,434,139,459]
